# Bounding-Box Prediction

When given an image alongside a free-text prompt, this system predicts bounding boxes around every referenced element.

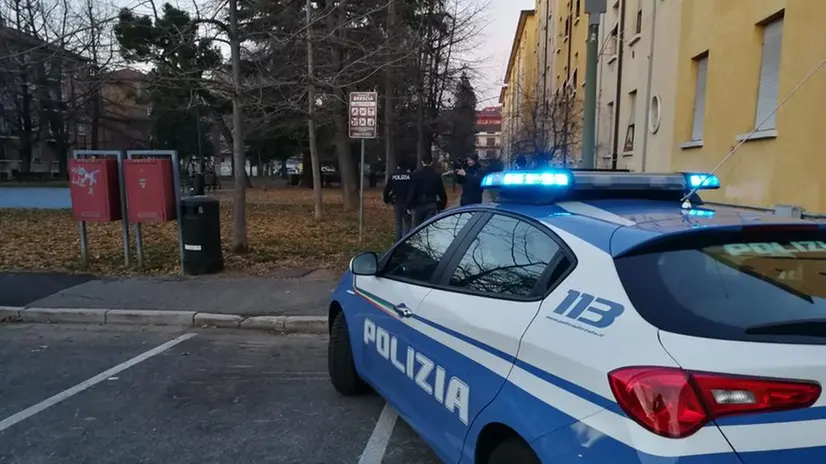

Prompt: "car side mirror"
[349,252,379,276]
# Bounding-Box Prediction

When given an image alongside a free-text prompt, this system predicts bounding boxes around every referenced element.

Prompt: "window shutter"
[755,18,783,131]
[691,56,708,141]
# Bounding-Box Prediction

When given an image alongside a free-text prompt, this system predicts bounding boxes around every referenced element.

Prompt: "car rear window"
[615,228,826,344]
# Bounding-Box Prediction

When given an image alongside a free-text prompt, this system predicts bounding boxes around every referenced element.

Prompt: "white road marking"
[358,403,399,464]
[0,333,196,433]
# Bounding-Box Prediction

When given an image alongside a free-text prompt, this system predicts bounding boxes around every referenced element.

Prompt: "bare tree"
[507,83,583,167]
[0,0,139,176]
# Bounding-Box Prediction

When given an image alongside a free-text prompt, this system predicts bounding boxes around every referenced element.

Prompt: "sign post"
[348,91,378,244]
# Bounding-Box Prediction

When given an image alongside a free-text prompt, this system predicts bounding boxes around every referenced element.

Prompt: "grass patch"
[0,186,434,276]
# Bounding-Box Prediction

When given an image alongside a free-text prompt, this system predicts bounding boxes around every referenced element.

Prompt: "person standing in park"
[455,153,485,206]
[407,153,447,227]
[383,162,413,241]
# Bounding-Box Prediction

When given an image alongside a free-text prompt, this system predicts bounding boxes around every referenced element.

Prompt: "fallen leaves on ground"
[0,186,459,276]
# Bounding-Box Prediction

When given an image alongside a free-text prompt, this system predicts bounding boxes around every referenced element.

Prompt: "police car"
[326,168,826,464]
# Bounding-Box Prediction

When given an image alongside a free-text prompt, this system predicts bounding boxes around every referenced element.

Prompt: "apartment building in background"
[475,106,503,160]
[500,9,537,160]
[551,0,588,96]
[502,0,826,211]
[535,0,557,120]
[0,22,152,178]
[501,0,587,165]
[670,0,826,212]
[595,0,681,172]
[0,24,89,177]
[95,69,152,152]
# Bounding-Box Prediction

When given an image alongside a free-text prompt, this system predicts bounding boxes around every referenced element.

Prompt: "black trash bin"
[180,196,224,275]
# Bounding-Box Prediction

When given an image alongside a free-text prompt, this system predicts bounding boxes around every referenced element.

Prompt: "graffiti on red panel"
[70,165,100,195]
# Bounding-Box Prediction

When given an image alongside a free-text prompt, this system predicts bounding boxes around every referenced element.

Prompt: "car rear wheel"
[328,312,369,395]
[488,438,540,464]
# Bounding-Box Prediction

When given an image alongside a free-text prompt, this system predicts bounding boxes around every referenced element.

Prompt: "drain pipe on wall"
[640,0,657,172]
[594,13,606,166]
[610,0,627,170]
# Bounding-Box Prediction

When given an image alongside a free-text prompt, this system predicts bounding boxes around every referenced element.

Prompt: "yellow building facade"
[671,0,826,211]
[551,0,588,94]
[500,10,538,159]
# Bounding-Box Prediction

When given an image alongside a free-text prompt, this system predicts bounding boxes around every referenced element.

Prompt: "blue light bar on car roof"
[480,169,721,192]
[684,173,721,189]
[481,169,571,188]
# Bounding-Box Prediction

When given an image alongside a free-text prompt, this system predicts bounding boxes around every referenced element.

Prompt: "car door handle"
[393,303,413,318]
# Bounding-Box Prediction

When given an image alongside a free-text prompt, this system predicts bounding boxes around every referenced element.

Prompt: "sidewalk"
[0,269,340,333]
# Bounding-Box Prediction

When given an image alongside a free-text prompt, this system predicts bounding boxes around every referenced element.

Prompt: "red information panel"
[123,159,177,223]
[68,158,121,222]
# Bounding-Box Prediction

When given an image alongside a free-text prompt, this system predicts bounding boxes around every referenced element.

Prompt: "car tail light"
[608,367,821,439]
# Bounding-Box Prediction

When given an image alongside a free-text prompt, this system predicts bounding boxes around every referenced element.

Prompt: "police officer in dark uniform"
[383,161,413,241]
[455,153,485,206]
[406,153,447,227]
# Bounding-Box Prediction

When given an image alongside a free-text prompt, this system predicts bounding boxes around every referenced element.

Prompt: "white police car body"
[327,169,826,464]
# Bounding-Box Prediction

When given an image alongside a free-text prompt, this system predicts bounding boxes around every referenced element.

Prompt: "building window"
[486,137,495,147]
[690,53,709,142]
[755,16,783,131]
[624,90,637,153]
[607,25,619,57]
[635,4,643,35]
[575,0,581,17]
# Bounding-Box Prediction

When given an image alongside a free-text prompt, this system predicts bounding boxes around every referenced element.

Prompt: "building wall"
[671,0,826,211]
[595,0,682,172]
[476,107,503,160]
[548,0,587,163]
[500,10,538,160]
[552,0,588,92]
[520,14,539,117]
[536,0,556,108]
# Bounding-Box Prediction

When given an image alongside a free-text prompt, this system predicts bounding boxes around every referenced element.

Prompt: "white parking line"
[358,403,399,464]
[0,333,196,433]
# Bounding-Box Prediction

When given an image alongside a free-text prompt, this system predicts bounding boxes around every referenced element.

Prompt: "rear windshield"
[615,229,826,344]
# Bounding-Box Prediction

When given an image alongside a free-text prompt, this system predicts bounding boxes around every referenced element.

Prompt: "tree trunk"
[383,0,396,181]
[416,72,426,166]
[219,115,252,189]
[91,90,101,150]
[300,149,313,187]
[333,109,358,210]
[328,5,358,211]
[229,0,248,253]
[306,0,323,220]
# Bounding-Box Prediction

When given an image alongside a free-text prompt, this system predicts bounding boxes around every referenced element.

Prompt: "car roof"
[460,199,824,256]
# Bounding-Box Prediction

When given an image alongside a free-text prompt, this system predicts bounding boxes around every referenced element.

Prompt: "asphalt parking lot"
[0,324,439,464]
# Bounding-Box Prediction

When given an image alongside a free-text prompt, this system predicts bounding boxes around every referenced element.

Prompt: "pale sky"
[470,0,536,108]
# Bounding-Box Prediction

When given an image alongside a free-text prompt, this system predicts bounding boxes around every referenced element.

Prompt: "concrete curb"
[2,306,328,334]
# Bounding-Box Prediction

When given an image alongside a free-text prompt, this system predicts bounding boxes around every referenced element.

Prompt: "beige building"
[594,0,682,172]
[535,0,556,115]
[500,9,538,159]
